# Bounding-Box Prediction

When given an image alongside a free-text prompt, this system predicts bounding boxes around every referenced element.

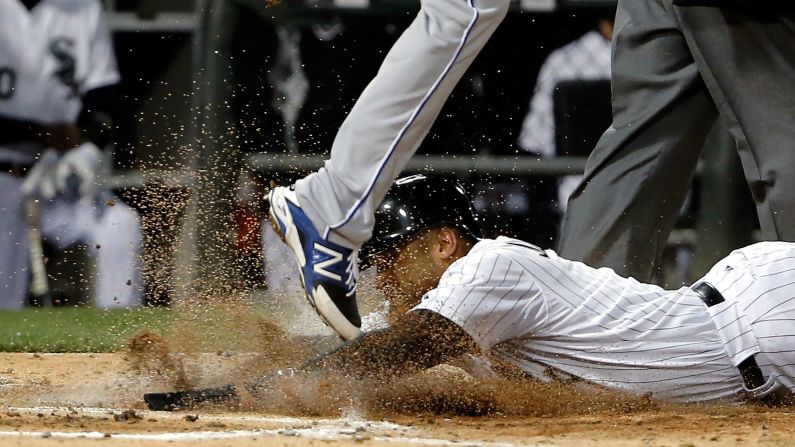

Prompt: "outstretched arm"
[144,310,477,410]
[302,310,475,379]
[243,310,477,397]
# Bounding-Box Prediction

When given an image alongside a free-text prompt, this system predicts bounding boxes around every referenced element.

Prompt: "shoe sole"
[267,189,361,341]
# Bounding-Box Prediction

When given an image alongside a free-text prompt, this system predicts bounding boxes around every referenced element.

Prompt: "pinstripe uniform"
[413,237,795,402]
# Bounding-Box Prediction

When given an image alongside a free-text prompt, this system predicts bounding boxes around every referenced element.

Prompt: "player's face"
[372,227,461,316]
[372,231,446,313]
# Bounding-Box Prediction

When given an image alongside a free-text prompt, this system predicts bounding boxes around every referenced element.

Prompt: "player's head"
[361,174,483,312]
[360,174,483,268]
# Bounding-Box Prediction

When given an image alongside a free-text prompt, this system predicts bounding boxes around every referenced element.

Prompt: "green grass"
[0,307,174,353]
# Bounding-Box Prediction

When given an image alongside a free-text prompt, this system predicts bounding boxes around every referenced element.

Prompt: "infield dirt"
[2,351,795,447]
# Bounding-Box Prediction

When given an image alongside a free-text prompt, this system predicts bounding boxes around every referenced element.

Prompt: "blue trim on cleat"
[268,186,361,340]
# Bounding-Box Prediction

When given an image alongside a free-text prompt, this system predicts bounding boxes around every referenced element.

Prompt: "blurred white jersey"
[516,30,611,158]
[0,0,119,162]
[414,237,795,402]
[515,30,611,212]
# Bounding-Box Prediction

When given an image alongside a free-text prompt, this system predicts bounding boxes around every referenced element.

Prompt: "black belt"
[0,161,32,176]
[693,282,766,390]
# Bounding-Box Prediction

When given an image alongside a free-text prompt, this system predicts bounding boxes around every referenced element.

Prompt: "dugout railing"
[245,153,588,177]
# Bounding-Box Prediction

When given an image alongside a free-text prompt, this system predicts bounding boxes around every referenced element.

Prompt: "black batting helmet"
[359,174,483,268]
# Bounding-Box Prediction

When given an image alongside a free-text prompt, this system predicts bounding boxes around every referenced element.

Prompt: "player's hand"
[54,142,103,199]
[21,149,61,199]
[39,124,82,151]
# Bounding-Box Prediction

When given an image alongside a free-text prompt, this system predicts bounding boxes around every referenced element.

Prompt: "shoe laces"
[344,251,359,296]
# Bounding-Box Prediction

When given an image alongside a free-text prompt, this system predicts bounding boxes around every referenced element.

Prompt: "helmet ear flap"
[360,174,482,268]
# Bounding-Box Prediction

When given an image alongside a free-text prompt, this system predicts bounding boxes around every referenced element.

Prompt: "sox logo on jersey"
[0,36,80,100]
[50,37,81,98]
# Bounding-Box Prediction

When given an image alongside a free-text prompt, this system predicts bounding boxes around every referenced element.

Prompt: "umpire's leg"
[558,0,718,281]
[675,7,795,242]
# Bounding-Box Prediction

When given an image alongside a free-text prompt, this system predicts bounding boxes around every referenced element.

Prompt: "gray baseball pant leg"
[675,7,795,242]
[294,0,510,249]
[560,1,795,281]
[558,0,718,281]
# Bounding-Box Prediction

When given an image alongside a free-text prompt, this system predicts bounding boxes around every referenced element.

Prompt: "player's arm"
[241,310,478,403]
[78,0,121,150]
[0,82,117,151]
[78,84,120,148]
[516,51,561,156]
[300,309,477,379]
[143,310,478,411]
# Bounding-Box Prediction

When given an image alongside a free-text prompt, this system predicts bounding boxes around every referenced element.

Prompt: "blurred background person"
[0,0,142,308]
[516,17,613,233]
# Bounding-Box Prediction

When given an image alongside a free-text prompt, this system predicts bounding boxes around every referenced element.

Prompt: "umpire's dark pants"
[558,0,795,281]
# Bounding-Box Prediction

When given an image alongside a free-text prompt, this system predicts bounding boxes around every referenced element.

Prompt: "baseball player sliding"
[0,0,142,308]
[145,174,795,409]
[264,0,794,344]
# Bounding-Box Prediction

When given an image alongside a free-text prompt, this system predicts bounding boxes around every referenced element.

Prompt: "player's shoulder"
[473,236,548,253]
[732,241,795,258]
[466,237,514,259]
[444,238,514,275]
[462,237,550,268]
[435,237,551,292]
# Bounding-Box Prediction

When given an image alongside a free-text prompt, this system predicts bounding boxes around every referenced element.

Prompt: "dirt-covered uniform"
[416,237,795,402]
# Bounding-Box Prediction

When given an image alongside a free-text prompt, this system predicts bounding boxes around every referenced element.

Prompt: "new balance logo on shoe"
[313,243,344,282]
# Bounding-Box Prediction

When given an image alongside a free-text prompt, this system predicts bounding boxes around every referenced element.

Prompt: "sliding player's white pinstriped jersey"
[413,237,795,402]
